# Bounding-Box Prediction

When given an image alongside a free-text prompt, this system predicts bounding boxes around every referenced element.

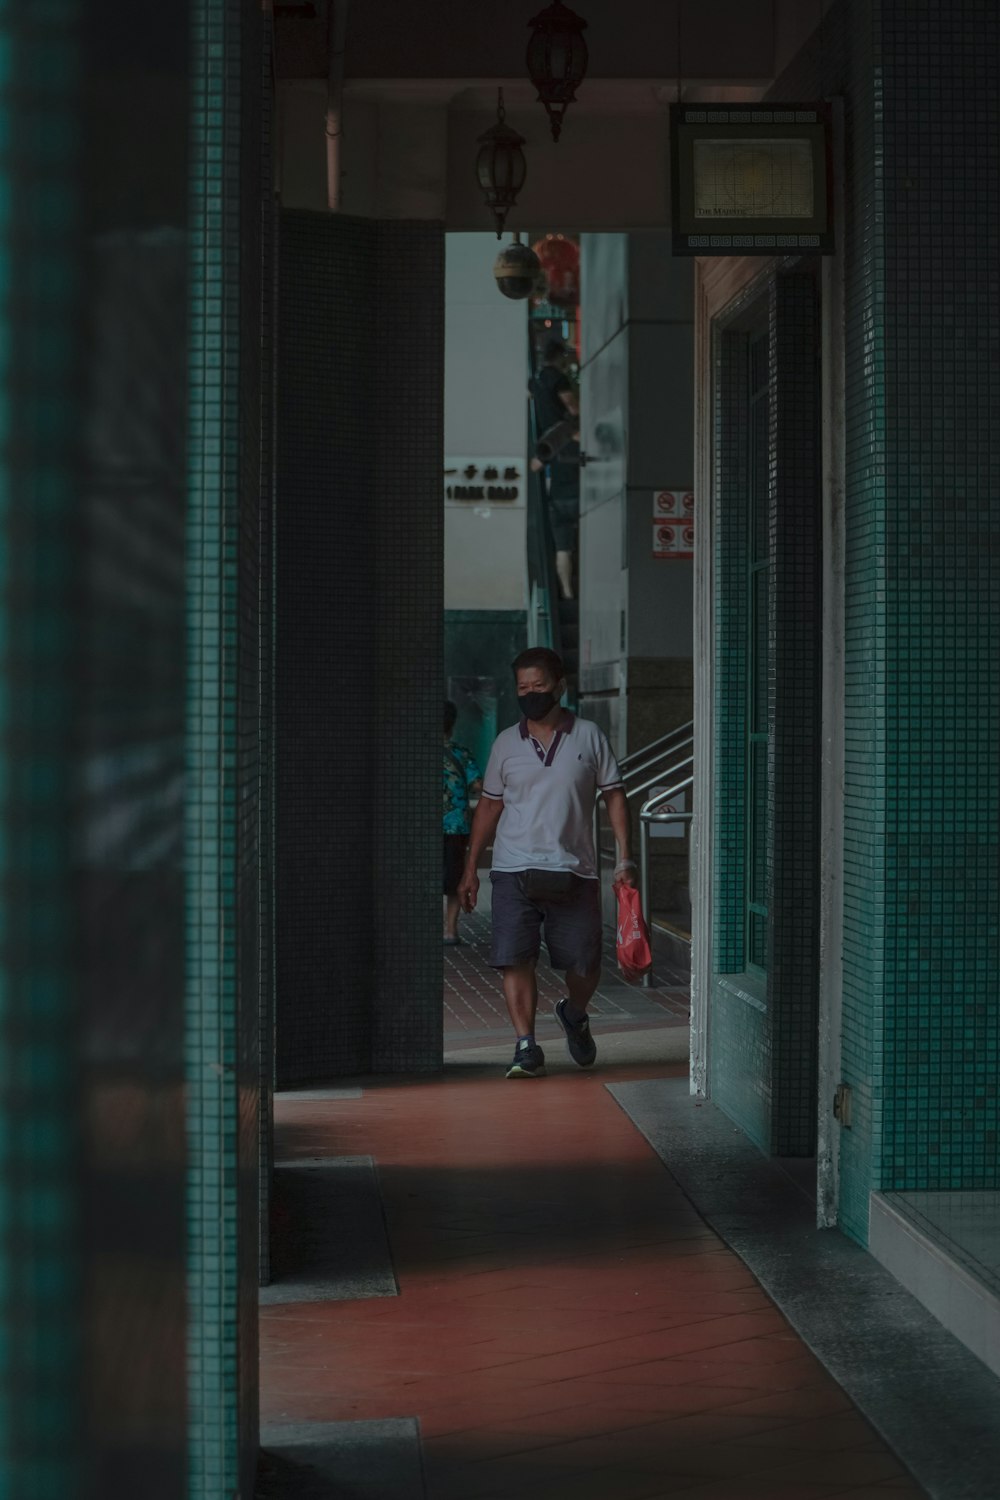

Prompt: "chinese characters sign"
[444,457,523,505]
[653,490,695,559]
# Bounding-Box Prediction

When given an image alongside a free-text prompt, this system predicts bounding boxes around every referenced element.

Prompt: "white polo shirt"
[481,712,624,879]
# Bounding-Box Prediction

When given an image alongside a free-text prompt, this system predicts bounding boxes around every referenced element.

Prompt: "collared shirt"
[481,712,623,878]
[443,741,482,835]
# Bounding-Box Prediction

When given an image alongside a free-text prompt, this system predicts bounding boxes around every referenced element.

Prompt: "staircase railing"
[595,719,694,986]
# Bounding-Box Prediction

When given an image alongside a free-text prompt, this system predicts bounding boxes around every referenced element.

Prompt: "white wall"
[444,233,527,611]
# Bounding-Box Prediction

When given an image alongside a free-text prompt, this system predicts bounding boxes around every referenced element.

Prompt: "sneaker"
[505,1041,546,1079]
[555,998,597,1068]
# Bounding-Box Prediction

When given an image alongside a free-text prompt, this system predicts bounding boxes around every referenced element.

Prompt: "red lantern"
[531,233,580,307]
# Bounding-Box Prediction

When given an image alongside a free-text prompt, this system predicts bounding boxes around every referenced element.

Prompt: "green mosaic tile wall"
[767,274,822,1157]
[0,7,82,1494]
[187,1,267,1492]
[713,330,752,976]
[775,0,1000,1243]
[257,18,277,1291]
[712,326,773,1152]
[876,0,1000,1199]
[837,0,887,1246]
[711,279,823,1159]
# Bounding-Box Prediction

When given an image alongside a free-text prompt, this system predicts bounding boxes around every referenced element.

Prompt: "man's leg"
[490,875,546,1077]
[502,961,546,1078]
[548,880,603,1068]
[502,961,539,1037]
[565,965,600,1019]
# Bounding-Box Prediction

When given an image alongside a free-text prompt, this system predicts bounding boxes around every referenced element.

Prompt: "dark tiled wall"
[258,26,278,1289]
[276,210,444,1083]
[767,273,822,1156]
[79,231,188,1500]
[876,0,1000,1198]
[187,2,268,1493]
[0,10,87,1494]
[711,324,773,1153]
[774,0,1000,1239]
[76,4,193,1495]
[713,331,752,978]
[710,273,822,1158]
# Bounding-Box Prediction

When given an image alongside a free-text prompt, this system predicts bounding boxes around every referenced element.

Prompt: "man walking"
[458,648,637,1079]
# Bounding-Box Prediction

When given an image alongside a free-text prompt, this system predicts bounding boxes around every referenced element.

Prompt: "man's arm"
[602,787,636,886]
[457,796,504,911]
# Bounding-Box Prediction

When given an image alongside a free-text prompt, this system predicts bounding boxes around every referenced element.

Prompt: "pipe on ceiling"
[325,0,349,211]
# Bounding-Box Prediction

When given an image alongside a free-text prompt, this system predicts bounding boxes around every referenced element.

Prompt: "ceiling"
[275,0,827,91]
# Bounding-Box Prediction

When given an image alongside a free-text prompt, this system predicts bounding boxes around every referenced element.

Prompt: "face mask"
[518,689,559,721]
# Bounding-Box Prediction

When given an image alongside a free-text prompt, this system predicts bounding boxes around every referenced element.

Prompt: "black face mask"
[517,689,559,721]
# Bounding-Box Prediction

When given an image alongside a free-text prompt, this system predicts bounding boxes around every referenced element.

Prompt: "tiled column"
[767,273,822,1156]
[275,212,444,1084]
[187,0,266,1492]
[0,7,83,1495]
[709,274,822,1158]
[846,0,1000,1227]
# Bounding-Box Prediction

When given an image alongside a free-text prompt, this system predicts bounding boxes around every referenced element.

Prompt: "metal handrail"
[627,752,693,803]
[619,720,693,773]
[623,737,694,789]
[634,775,695,987]
[641,775,694,816]
[593,730,694,886]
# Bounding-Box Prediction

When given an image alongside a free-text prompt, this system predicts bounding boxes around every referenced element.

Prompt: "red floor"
[261,1056,924,1499]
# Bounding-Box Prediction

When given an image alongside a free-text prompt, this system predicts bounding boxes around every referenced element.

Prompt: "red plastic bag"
[615,883,653,980]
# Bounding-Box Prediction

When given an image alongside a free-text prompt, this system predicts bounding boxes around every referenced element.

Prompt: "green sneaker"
[505,1041,546,1079]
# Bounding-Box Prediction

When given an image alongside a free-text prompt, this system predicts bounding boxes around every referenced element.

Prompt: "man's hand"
[613,859,638,889]
[457,866,480,912]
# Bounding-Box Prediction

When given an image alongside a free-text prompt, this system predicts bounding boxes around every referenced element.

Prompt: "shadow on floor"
[256,1450,332,1499]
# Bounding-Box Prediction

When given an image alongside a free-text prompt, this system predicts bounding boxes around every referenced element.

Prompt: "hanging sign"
[653,490,694,558]
[670,104,834,256]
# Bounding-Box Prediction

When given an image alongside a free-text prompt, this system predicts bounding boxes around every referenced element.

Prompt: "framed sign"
[670,104,833,256]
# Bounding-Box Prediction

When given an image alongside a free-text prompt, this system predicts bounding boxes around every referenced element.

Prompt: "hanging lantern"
[476,88,527,239]
[531,233,580,307]
[493,233,542,301]
[526,0,589,143]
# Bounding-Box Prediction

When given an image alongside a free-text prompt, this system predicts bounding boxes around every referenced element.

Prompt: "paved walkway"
[443,897,690,1056]
[260,931,924,1499]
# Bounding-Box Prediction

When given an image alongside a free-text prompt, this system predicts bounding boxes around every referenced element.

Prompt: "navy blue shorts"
[489,871,602,976]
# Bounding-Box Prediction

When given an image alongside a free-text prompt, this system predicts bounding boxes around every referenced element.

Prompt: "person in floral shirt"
[443,701,483,945]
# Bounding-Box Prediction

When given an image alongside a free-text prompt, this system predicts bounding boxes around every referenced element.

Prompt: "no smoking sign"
[653,490,695,558]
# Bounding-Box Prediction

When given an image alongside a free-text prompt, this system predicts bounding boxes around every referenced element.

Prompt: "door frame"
[691,243,845,1226]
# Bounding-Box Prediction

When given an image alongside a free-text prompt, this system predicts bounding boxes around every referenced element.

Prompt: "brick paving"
[260,929,923,1498]
[443,901,690,1051]
[262,1065,923,1498]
